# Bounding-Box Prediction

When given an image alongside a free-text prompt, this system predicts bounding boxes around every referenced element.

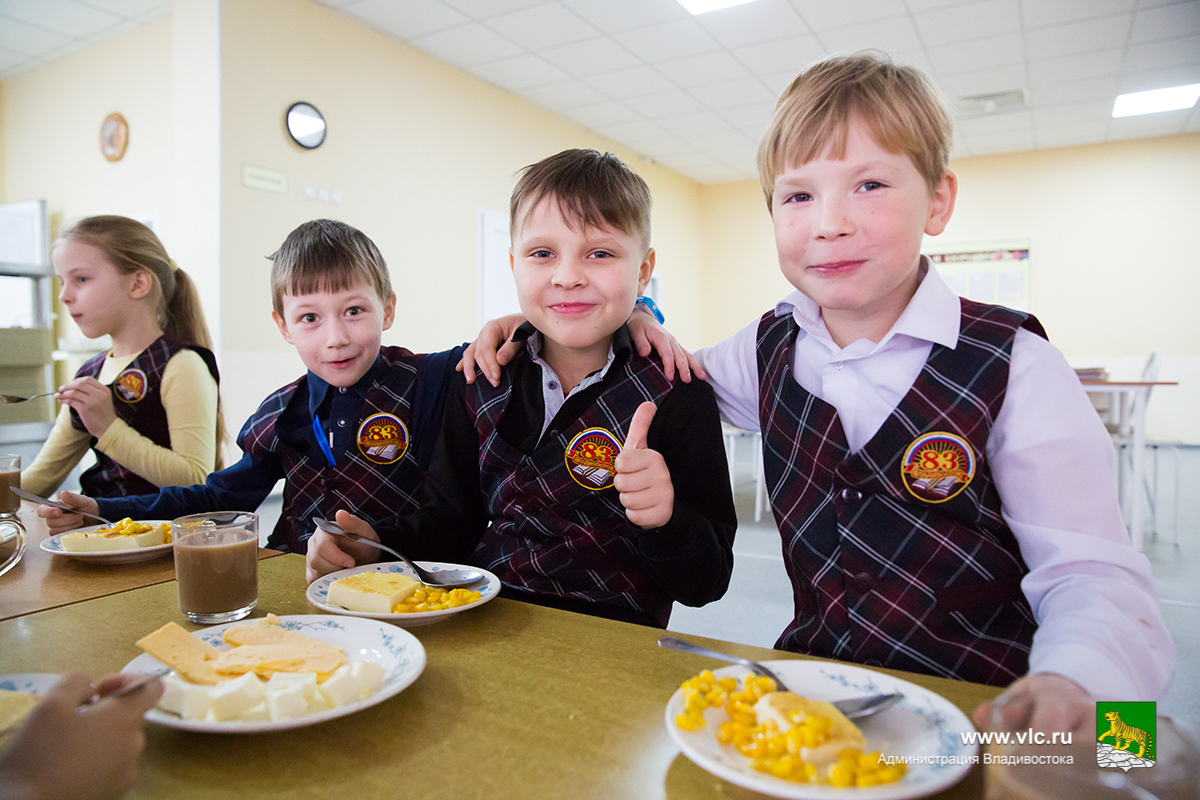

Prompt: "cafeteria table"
[0,552,1001,799]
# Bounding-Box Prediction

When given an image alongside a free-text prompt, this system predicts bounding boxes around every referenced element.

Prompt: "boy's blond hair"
[757,52,953,207]
[269,219,393,314]
[510,149,652,248]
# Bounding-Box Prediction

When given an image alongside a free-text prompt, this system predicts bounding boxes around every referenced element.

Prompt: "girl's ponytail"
[57,216,228,468]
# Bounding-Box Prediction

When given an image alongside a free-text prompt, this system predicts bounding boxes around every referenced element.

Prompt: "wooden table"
[0,554,1000,799]
[0,502,281,621]
[1080,380,1178,550]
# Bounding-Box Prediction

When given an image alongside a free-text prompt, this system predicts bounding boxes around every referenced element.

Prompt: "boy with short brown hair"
[308,150,736,627]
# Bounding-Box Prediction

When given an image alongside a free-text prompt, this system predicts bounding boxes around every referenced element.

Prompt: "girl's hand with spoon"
[305,509,380,584]
[35,491,102,535]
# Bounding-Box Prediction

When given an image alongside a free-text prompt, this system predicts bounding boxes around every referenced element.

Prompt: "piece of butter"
[209,672,266,722]
[266,671,324,710]
[327,572,419,613]
[264,683,308,721]
[350,661,386,693]
[318,665,362,708]
[753,692,868,766]
[158,673,214,721]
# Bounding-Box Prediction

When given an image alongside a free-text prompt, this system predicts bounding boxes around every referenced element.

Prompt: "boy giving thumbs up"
[307,149,736,627]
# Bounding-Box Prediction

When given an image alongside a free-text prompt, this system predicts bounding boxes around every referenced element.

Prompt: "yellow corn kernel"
[829,763,855,788]
[675,713,699,731]
[717,677,738,691]
[838,749,861,766]
[856,773,883,787]
[878,764,906,783]
[858,751,882,772]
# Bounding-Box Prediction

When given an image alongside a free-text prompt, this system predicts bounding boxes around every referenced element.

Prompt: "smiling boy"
[39,220,462,553]
[691,53,1173,730]
[307,150,736,627]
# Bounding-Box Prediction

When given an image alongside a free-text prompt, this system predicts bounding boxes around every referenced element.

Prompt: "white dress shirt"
[696,261,1175,700]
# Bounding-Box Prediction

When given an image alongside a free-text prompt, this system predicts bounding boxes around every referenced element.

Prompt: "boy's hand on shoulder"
[614,402,674,529]
[973,672,1093,737]
[36,491,99,535]
[458,313,527,387]
[627,306,705,383]
[304,510,381,584]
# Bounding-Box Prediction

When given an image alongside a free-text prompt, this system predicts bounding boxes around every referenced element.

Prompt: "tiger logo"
[1099,711,1153,759]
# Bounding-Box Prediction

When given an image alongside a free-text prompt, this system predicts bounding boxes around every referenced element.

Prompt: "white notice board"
[0,200,49,269]
[923,239,1030,311]
[479,208,519,327]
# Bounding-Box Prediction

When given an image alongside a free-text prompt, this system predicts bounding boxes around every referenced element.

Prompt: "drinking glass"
[0,454,24,577]
[172,511,258,624]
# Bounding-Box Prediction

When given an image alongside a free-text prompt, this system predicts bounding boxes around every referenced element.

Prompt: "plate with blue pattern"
[40,520,173,564]
[307,561,501,627]
[665,660,976,799]
[121,614,425,733]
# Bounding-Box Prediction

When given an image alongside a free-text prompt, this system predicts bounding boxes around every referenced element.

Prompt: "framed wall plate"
[100,113,128,162]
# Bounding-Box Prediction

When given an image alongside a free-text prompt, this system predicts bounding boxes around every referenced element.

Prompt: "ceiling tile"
[611,18,722,62]
[891,48,937,75]
[1026,75,1119,107]
[346,0,468,40]
[0,16,70,55]
[0,46,29,71]
[790,0,909,31]
[518,78,608,111]
[470,52,569,91]
[927,33,1024,75]
[653,51,751,88]
[655,110,737,137]
[1023,14,1133,62]
[634,137,705,158]
[592,118,671,143]
[719,103,774,131]
[905,0,978,12]
[936,64,1027,99]
[913,0,1021,48]
[1031,100,1114,127]
[685,164,746,183]
[760,69,802,96]
[1026,49,1124,86]
[1019,0,1135,29]
[683,128,758,153]
[560,0,689,35]
[1130,1,1200,43]
[437,0,546,19]
[963,127,1035,154]
[1117,64,1200,93]
[694,0,809,49]
[730,34,825,75]
[484,2,598,49]
[1123,35,1200,72]
[584,65,676,98]
[0,0,121,38]
[538,35,641,78]
[1107,109,1191,140]
[658,151,724,171]
[560,99,642,129]
[408,23,523,68]
[622,89,708,117]
[77,0,167,15]
[1033,121,1111,149]
[688,76,777,109]
[817,16,922,53]
[956,109,1032,136]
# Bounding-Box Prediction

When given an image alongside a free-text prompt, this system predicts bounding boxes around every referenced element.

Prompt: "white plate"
[121,614,426,733]
[40,521,173,564]
[0,673,60,695]
[665,660,977,799]
[306,561,500,627]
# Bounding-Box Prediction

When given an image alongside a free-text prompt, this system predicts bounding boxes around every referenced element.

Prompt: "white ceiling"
[3,0,1198,183]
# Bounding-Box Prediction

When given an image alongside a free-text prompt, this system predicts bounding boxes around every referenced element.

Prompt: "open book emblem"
[900,432,975,504]
[564,427,622,491]
[356,412,409,465]
[113,368,148,403]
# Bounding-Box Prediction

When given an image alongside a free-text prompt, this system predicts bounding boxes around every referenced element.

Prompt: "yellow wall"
[215,0,708,434]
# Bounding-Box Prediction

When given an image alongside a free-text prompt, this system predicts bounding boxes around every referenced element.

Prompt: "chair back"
[1141,350,1162,382]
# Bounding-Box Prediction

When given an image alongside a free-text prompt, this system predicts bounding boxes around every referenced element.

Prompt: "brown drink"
[0,454,20,515]
[172,512,258,623]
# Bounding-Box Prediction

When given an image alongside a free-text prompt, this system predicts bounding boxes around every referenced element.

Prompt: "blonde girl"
[21,215,226,498]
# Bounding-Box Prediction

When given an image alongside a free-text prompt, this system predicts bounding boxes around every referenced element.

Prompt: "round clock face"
[286,102,326,149]
[100,113,128,162]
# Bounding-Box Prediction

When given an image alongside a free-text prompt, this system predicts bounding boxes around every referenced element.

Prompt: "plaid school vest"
[466,350,676,627]
[239,347,425,553]
[757,299,1047,685]
[70,336,220,497]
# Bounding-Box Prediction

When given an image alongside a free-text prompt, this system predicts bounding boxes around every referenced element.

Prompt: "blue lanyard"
[312,414,337,467]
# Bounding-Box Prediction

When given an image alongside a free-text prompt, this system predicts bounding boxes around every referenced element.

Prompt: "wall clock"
[286,102,326,149]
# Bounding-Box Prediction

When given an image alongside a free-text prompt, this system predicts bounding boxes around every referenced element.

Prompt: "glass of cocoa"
[0,454,25,578]
[172,511,258,623]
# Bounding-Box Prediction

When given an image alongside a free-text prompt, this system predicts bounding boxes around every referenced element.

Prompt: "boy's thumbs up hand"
[614,402,674,529]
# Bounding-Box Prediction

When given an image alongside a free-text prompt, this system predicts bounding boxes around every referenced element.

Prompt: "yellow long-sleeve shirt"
[21,348,219,496]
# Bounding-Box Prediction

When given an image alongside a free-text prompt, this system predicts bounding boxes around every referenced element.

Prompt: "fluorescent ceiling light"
[1112,84,1200,117]
[676,0,760,15]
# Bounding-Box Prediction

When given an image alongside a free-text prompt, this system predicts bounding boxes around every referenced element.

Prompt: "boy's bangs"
[522,189,641,242]
[283,258,366,299]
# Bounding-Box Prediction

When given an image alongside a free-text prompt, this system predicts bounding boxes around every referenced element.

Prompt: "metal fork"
[10,487,113,526]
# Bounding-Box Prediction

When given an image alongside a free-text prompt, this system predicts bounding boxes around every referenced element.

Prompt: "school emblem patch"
[564,427,621,490]
[113,368,148,403]
[1097,702,1156,771]
[356,413,408,465]
[900,432,975,503]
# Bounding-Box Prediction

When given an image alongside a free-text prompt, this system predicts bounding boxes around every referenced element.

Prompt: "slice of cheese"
[0,689,41,732]
[754,692,868,766]
[212,644,346,679]
[136,622,224,685]
[327,572,419,614]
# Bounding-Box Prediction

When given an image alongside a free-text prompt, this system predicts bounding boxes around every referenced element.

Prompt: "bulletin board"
[923,239,1030,312]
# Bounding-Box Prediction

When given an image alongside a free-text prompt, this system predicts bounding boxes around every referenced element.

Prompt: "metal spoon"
[10,487,114,526]
[311,517,485,588]
[658,636,903,720]
[0,391,56,404]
